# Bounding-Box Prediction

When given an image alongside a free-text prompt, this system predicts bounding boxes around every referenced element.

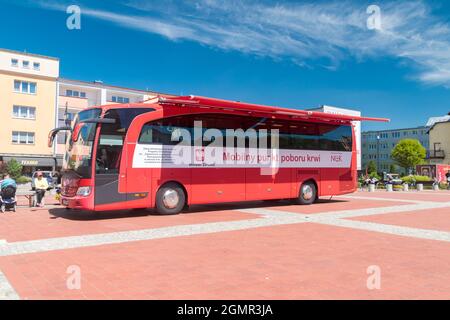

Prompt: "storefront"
[416,164,450,182]
[0,155,63,176]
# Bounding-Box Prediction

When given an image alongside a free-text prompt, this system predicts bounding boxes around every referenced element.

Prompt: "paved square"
[0,190,449,300]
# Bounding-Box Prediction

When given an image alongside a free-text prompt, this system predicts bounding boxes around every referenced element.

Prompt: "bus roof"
[84,95,389,123]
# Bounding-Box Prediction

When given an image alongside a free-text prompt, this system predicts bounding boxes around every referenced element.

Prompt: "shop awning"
[1,156,63,167]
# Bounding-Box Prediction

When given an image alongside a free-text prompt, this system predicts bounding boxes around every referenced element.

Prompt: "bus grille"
[61,176,80,197]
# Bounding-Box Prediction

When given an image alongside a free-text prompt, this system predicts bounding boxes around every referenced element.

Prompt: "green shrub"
[16,176,31,185]
[401,175,432,184]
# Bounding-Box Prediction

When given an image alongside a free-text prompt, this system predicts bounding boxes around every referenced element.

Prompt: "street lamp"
[376,135,381,173]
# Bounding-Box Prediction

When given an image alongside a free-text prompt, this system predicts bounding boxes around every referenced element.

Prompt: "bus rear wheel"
[155,183,186,215]
[297,181,316,205]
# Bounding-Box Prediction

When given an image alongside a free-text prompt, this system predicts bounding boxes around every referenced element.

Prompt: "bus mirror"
[48,127,72,148]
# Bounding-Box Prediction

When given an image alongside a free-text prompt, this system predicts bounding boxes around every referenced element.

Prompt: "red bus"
[49,95,388,215]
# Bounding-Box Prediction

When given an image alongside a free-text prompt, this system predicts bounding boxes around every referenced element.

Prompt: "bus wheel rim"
[162,189,179,209]
[302,185,313,200]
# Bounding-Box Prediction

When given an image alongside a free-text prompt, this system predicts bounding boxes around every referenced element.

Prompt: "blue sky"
[1,0,450,131]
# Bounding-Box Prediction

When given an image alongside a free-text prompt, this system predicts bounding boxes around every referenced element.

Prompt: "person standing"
[34,171,49,207]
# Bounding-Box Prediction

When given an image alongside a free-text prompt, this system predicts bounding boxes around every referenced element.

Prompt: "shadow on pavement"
[48,198,349,221]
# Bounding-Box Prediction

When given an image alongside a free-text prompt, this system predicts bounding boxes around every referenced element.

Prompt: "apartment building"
[0,48,164,173]
[361,127,429,173]
[55,78,159,159]
[427,114,450,165]
[0,48,59,174]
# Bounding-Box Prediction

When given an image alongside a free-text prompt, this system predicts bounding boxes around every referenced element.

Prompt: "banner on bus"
[132,145,352,169]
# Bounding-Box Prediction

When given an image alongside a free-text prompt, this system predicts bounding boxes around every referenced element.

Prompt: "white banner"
[132,144,352,169]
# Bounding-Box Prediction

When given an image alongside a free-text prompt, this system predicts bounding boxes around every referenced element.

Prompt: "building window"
[33,62,40,70]
[22,60,30,69]
[13,106,36,119]
[14,80,37,94]
[11,59,18,67]
[12,131,35,145]
[111,96,130,103]
[66,89,87,98]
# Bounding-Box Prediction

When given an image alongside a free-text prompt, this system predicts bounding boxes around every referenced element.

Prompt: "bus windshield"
[63,108,102,178]
[63,107,155,178]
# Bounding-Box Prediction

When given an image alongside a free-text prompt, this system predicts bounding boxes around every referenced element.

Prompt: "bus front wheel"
[297,181,316,205]
[155,183,186,215]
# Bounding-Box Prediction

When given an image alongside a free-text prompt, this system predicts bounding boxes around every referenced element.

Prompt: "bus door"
[95,108,154,209]
[94,128,128,208]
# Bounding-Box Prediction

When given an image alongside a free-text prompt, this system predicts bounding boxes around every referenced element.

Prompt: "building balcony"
[59,95,89,110]
[426,150,445,159]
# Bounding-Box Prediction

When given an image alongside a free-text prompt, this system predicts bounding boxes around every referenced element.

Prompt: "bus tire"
[155,183,186,215]
[297,181,316,205]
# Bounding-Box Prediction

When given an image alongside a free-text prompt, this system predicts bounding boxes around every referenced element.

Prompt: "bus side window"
[290,122,319,150]
[139,125,153,144]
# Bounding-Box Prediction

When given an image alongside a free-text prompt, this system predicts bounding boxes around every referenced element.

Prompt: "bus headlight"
[76,186,91,197]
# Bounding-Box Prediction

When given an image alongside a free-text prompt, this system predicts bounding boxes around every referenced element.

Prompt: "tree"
[6,159,23,180]
[389,164,397,174]
[391,139,426,173]
[366,160,377,175]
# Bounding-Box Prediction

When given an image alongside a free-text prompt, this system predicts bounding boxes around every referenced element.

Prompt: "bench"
[15,190,36,207]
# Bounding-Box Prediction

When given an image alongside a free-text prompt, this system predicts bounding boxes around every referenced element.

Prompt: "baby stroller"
[0,185,17,213]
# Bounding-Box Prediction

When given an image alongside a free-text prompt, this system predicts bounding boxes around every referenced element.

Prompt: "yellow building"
[0,48,59,174]
[0,48,169,174]
[428,115,450,165]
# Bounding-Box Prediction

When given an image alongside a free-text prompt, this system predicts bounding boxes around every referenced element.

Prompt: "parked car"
[31,171,56,190]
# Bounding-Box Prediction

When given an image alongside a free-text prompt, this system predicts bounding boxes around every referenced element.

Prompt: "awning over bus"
[157,95,390,123]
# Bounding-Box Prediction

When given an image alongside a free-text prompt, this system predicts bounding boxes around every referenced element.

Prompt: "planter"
[368,184,376,192]
[416,183,424,191]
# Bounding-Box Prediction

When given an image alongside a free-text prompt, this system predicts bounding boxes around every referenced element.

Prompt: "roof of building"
[0,48,59,61]
[58,77,174,97]
[426,115,450,127]
[362,126,427,134]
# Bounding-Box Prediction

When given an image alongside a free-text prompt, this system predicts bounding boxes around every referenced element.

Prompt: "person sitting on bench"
[34,171,49,207]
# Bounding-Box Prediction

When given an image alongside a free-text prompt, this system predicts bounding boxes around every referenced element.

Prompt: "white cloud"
[36,0,450,87]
